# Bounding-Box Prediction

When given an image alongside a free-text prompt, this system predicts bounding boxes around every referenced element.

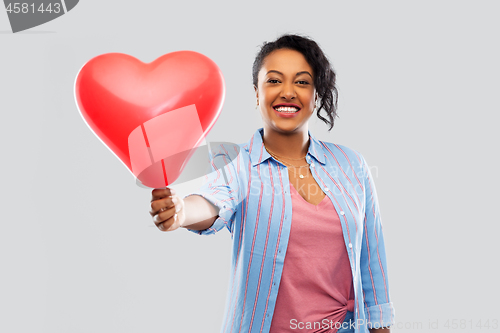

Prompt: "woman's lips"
[273,104,301,118]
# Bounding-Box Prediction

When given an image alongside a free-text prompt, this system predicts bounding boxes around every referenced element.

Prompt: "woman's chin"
[269,121,306,134]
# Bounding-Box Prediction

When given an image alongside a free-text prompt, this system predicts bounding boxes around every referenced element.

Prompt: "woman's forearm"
[180,195,219,230]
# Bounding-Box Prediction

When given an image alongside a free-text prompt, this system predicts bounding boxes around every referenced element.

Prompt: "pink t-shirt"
[269,184,355,332]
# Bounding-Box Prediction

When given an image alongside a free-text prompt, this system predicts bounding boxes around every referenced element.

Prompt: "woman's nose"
[280,82,296,100]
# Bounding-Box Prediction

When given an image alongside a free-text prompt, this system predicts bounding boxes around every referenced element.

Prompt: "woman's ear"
[254,85,259,106]
[313,92,319,113]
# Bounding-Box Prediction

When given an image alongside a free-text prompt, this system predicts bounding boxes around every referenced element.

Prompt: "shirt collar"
[246,128,326,167]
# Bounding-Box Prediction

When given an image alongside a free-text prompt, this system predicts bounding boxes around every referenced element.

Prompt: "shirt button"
[324,187,329,192]
[349,243,352,248]
[310,162,315,168]
[340,211,345,215]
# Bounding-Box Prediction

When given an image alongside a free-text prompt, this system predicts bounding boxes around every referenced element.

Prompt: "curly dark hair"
[252,34,338,131]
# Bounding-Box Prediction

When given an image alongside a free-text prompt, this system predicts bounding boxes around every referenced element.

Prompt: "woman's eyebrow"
[296,71,313,78]
[266,70,283,76]
[266,70,312,78]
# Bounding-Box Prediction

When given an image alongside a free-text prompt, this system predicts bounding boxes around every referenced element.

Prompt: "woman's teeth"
[275,106,299,113]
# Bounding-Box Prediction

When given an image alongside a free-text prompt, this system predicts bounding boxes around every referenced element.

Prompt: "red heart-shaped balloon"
[74,51,225,188]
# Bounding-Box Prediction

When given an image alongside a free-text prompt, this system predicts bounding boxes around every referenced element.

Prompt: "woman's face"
[255,48,317,134]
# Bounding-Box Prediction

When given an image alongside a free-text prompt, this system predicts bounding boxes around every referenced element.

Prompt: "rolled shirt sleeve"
[184,144,240,236]
[359,154,395,329]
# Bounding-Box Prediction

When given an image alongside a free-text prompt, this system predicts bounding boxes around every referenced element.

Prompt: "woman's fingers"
[150,195,175,216]
[156,204,183,232]
[151,187,176,202]
[158,214,180,232]
[150,187,183,232]
[154,205,176,227]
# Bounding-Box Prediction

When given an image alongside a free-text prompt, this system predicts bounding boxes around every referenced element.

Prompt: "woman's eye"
[297,80,309,85]
[267,79,280,84]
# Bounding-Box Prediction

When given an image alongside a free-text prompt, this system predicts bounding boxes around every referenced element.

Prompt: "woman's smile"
[273,103,301,117]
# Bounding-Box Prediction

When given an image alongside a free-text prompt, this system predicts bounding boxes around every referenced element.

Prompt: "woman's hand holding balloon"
[150,188,219,232]
[150,187,185,232]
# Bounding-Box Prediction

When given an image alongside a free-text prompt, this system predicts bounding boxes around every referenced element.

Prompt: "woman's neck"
[262,126,310,159]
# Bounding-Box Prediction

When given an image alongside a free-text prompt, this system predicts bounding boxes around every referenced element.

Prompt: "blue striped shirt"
[185,128,395,333]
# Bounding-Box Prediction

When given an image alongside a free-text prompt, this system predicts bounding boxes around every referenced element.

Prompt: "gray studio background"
[1,1,499,332]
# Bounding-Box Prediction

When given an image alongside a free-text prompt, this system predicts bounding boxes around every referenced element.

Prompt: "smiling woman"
[256,48,327,206]
[256,49,317,131]
[149,34,395,333]
[252,34,338,132]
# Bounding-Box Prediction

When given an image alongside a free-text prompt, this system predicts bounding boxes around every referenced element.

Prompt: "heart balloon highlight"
[74,51,225,188]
